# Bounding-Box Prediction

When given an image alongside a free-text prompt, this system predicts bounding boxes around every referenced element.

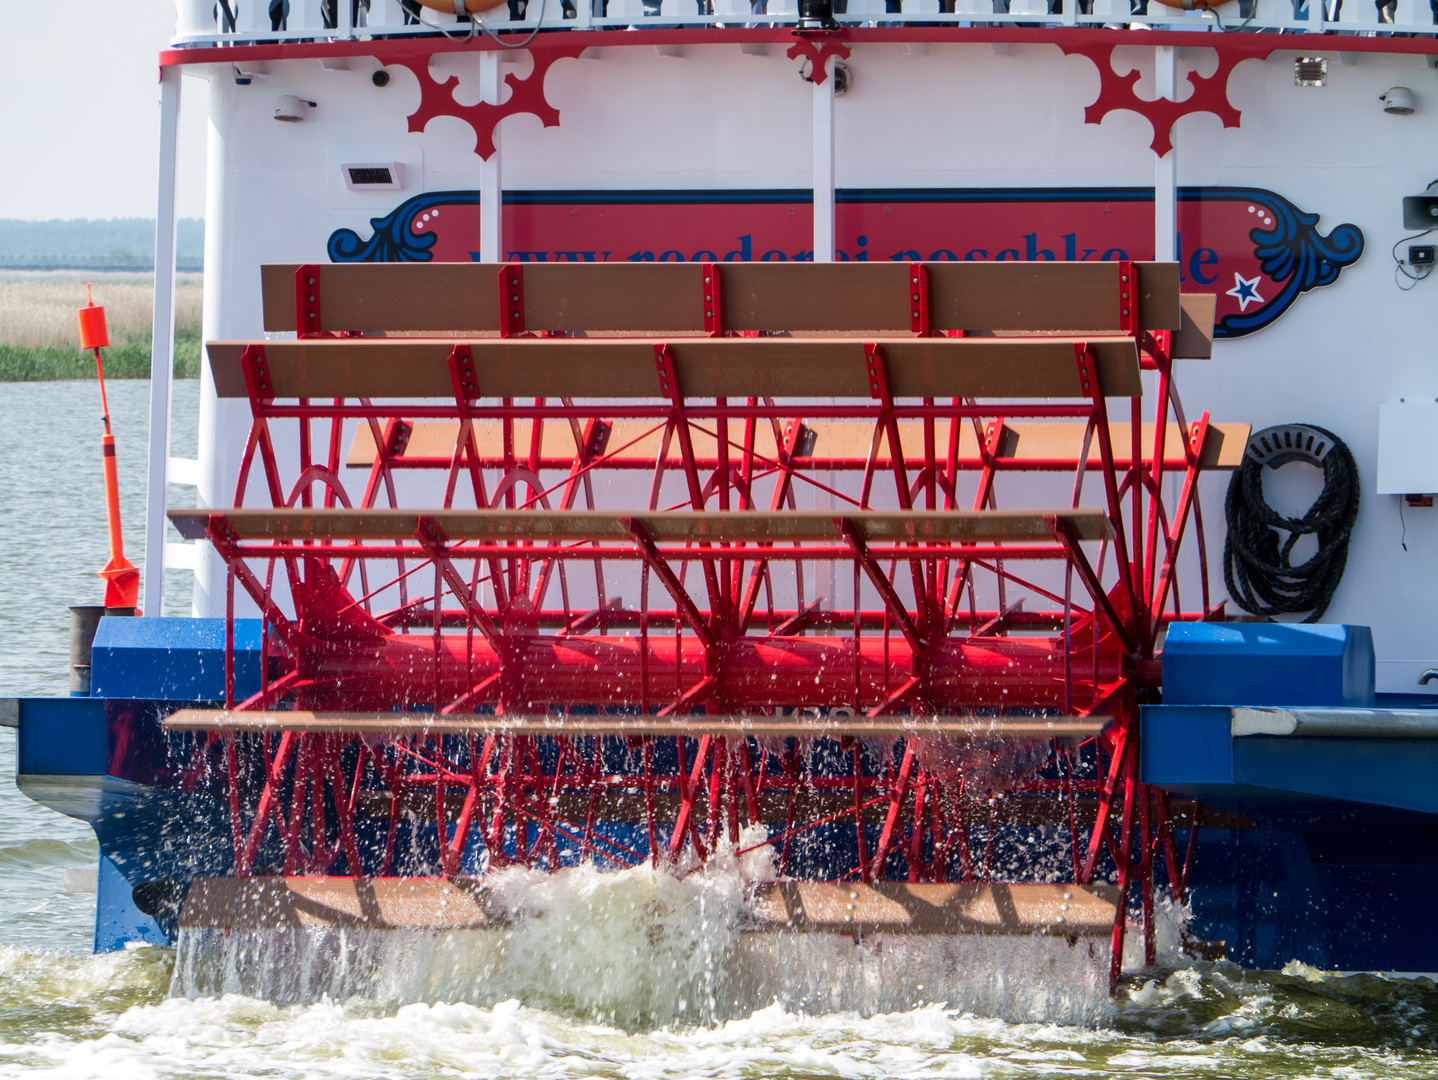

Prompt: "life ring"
[413,0,511,14]
[1148,0,1228,9]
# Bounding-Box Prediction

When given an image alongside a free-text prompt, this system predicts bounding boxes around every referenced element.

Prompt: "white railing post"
[1393,0,1422,29]
[287,0,321,35]
[812,58,835,263]
[175,0,219,40]
[145,65,183,618]
[481,50,504,263]
[188,0,1427,34]
[239,0,268,36]
[1153,45,1177,264]
[367,0,404,29]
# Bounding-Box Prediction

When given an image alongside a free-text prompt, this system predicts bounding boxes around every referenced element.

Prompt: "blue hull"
[18,616,1438,972]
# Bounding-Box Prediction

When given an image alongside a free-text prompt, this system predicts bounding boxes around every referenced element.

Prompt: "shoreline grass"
[0,337,202,381]
[0,272,203,382]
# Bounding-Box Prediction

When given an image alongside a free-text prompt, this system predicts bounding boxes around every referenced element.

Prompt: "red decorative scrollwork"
[397,45,588,161]
[1061,43,1248,158]
[786,35,852,86]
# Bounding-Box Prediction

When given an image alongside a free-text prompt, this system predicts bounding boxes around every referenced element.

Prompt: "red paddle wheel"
[168,260,1237,988]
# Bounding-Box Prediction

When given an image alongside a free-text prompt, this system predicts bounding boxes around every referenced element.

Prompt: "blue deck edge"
[1144,622,1438,971]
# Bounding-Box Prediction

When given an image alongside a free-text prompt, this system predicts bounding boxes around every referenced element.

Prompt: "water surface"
[0,380,1435,1077]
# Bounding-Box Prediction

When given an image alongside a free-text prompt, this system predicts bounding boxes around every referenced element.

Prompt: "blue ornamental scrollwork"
[330,188,1363,340]
[1183,187,1364,339]
[328,190,481,263]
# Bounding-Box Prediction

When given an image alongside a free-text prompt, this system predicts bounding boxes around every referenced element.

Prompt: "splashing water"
[10,948,1438,1080]
[7,382,1438,1074]
[4,716,1438,1076]
[169,836,1136,1029]
[171,861,749,1028]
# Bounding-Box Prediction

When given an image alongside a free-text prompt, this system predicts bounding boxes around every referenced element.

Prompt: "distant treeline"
[0,218,205,270]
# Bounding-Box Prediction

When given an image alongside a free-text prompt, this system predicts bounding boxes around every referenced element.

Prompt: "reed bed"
[0,272,203,381]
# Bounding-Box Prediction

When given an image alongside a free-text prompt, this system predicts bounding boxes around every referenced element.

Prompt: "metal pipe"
[479,50,503,263]
[1153,45,1177,262]
[812,53,835,263]
[1233,707,1438,738]
[68,605,135,695]
[295,632,1124,711]
[68,606,105,696]
[144,65,184,618]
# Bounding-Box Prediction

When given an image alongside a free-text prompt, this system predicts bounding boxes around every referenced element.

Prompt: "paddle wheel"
[166,259,1242,988]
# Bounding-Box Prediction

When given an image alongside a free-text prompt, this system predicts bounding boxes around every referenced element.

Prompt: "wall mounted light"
[1382,86,1416,115]
[274,95,316,122]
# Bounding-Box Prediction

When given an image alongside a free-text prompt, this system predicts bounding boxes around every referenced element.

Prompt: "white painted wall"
[179,42,1438,693]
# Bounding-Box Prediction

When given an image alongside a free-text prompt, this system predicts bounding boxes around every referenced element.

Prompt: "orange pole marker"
[79,284,140,610]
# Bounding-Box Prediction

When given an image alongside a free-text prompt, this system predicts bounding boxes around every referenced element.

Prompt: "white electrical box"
[1377,402,1438,494]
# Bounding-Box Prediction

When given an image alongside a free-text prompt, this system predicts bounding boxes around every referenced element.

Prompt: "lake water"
[0,379,1436,1078]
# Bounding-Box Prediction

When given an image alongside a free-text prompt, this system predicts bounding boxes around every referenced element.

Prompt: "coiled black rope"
[1223,424,1360,623]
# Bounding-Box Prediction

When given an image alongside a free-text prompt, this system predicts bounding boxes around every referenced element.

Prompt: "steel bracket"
[499,263,525,337]
[909,262,930,337]
[701,262,723,336]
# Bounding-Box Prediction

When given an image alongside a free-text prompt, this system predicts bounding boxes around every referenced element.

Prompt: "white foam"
[1119,895,1191,973]
[732,930,1112,1025]
[172,854,1117,1027]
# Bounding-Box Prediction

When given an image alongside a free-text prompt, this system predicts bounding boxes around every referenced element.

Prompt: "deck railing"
[172,0,1437,47]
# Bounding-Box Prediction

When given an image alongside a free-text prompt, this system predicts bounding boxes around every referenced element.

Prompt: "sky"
[0,0,209,220]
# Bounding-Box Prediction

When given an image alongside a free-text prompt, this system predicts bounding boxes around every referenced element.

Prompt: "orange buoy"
[77,297,109,351]
[78,285,139,611]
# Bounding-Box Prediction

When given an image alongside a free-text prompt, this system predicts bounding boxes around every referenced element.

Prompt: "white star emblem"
[1226,272,1264,312]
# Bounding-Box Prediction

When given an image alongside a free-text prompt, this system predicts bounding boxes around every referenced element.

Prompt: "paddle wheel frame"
[168,259,1235,987]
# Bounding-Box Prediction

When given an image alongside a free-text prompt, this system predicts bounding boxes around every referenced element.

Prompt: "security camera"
[798,58,852,95]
